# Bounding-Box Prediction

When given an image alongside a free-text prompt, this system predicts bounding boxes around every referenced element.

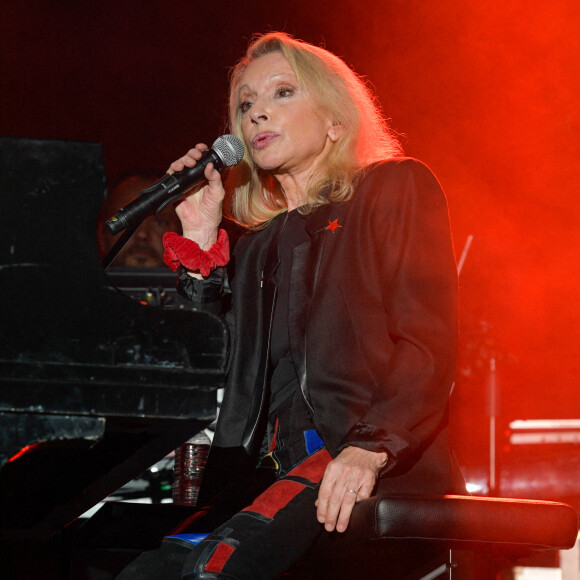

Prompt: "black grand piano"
[0,137,227,577]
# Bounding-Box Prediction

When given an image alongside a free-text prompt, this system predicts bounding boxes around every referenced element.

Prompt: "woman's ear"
[328,120,344,143]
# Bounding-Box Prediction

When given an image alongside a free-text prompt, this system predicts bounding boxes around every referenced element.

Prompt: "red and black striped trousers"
[180,448,331,580]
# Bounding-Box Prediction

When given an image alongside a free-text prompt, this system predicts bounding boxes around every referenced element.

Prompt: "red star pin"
[326,219,342,233]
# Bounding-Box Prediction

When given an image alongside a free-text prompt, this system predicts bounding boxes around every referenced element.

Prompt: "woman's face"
[236,51,336,185]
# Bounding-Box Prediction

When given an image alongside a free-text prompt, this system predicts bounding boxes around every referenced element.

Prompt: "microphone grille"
[212,134,245,167]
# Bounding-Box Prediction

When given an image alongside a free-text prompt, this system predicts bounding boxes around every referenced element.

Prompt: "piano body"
[0,137,227,570]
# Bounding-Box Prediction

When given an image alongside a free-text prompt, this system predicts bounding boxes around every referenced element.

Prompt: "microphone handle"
[105,149,224,235]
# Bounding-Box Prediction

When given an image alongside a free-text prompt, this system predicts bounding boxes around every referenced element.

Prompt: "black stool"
[298,494,579,579]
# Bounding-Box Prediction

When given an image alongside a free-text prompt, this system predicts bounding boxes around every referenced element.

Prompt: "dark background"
[2,0,580,476]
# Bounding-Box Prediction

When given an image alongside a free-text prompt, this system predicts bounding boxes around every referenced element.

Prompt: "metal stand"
[101,221,140,271]
[487,355,499,496]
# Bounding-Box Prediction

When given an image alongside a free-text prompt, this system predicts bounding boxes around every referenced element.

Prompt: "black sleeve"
[175,266,228,316]
[338,159,457,475]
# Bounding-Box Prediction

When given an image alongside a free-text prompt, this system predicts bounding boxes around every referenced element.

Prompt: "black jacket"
[184,158,464,496]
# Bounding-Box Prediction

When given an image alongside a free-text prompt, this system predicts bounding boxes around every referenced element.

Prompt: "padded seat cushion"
[346,495,578,550]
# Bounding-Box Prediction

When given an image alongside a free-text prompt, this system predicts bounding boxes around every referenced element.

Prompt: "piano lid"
[0,137,227,539]
[0,136,227,371]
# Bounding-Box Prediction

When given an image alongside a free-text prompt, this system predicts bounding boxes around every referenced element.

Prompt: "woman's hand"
[315,447,388,533]
[169,143,225,249]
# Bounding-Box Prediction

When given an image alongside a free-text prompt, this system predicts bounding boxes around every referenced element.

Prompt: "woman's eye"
[276,87,293,98]
[240,101,252,114]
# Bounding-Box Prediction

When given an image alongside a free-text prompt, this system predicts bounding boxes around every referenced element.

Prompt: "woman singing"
[118,31,464,580]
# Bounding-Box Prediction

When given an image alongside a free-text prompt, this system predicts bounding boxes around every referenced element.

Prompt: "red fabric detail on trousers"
[204,541,236,574]
[241,480,305,519]
[288,448,332,483]
[268,418,279,453]
[240,450,331,520]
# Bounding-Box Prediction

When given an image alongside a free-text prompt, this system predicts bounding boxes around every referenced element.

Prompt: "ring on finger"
[346,489,358,495]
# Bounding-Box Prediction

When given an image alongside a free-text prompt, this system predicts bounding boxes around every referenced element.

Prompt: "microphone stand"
[101,221,140,271]
[457,234,503,496]
[486,355,499,496]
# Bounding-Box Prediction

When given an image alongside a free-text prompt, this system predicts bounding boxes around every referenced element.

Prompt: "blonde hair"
[225,32,402,227]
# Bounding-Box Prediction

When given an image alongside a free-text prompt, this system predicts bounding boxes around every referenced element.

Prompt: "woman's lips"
[252,132,279,149]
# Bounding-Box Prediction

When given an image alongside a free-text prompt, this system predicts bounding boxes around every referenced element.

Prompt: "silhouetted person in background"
[97,173,182,268]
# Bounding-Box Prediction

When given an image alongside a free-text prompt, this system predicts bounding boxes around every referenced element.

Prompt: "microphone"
[105,134,245,235]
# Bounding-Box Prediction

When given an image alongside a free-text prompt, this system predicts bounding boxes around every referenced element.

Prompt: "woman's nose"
[250,100,269,123]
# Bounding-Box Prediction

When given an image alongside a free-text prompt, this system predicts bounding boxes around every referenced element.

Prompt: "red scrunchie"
[163,229,229,277]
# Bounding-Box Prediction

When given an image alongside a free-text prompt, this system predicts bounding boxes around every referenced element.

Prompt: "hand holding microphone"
[169,141,234,249]
[105,135,244,239]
